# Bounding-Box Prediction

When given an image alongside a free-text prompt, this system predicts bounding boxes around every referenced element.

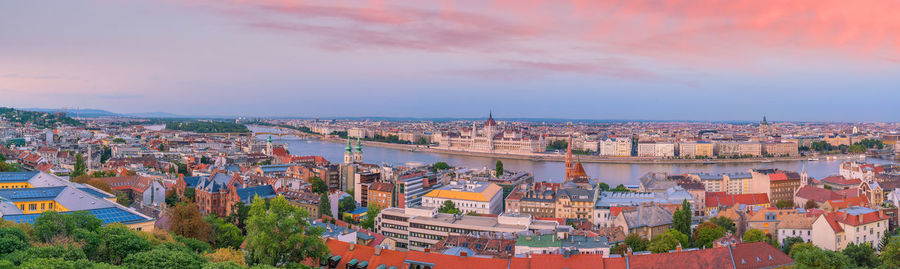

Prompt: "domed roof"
[485,112,497,126]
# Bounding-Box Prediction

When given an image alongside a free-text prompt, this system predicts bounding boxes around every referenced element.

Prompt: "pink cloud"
[189,0,900,76]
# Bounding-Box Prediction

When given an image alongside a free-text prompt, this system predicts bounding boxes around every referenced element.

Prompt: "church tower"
[354,137,363,163]
[266,136,273,155]
[343,138,353,164]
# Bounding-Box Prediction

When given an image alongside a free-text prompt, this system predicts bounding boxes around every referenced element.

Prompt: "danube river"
[250,131,895,186]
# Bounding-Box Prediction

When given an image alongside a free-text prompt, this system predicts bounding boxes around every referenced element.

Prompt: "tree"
[664,229,690,249]
[648,231,682,253]
[709,216,735,233]
[0,227,29,255]
[206,248,247,267]
[775,200,794,209]
[610,184,630,192]
[123,247,206,269]
[310,177,328,194]
[32,211,102,243]
[742,229,766,243]
[781,236,804,254]
[227,201,250,231]
[96,224,152,265]
[432,162,451,172]
[789,243,852,269]
[338,196,356,217]
[804,200,818,209]
[597,182,610,191]
[361,205,380,230]
[244,196,330,267]
[880,236,900,268]
[842,242,879,268]
[115,192,132,207]
[673,199,692,236]
[623,233,649,252]
[438,200,461,214]
[72,153,86,178]
[184,188,196,202]
[318,194,332,219]
[175,235,212,254]
[692,222,726,249]
[205,216,243,249]
[168,203,213,243]
[495,160,503,177]
[878,233,891,251]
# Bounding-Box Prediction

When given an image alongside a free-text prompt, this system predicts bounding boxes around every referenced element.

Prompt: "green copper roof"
[515,234,561,248]
[356,137,362,151]
[345,138,352,152]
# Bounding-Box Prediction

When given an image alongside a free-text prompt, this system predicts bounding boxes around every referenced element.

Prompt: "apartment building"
[678,141,714,158]
[376,206,559,251]
[367,182,394,210]
[556,188,595,222]
[812,206,889,251]
[761,142,799,157]
[422,181,503,215]
[692,172,753,194]
[715,141,762,157]
[598,136,632,156]
[505,182,559,218]
[637,142,675,157]
[750,169,803,206]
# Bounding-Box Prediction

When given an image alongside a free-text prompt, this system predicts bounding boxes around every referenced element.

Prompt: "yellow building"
[0,171,156,231]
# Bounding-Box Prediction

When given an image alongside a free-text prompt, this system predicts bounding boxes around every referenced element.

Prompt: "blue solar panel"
[0,186,66,201]
[2,207,150,225]
[0,172,39,182]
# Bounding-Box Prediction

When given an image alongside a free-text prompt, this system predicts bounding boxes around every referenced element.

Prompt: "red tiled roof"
[794,186,843,203]
[705,192,770,208]
[368,182,394,193]
[768,173,787,181]
[731,242,795,269]
[626,247,733,269]
[821,175,861,186]
[830,209,889,227]
[825,195,869,210]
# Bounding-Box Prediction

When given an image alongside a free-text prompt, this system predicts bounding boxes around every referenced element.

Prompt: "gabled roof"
[821,175,861,186]
[236,185,277,203]
[794,186,843,203]
[731,242,795,269]
[705,192,769,208]
[621,204,673,229]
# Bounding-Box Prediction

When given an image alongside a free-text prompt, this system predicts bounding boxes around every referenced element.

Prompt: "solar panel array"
[0,186,66,201]
[86,207,148,224]
[2,207,149,225]
[0,171,38,182]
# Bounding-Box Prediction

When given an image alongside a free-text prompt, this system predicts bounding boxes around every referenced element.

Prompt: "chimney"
[349,244,355,251]
[460,251,468,257]
[374,246,383,256]
[626,247,633,256]
[424,248,430,253]
[676,243,682,252]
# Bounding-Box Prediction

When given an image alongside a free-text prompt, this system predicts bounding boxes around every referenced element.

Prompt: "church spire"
[345,137,352,153]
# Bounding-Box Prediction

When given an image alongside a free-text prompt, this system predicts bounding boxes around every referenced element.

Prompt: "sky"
[2,0,900,121]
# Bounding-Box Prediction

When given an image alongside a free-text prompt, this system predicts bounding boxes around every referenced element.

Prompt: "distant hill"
[0,107,82,128]
[21,108,119,118]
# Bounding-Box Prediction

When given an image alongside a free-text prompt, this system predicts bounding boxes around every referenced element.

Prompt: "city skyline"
[3,1,900,121]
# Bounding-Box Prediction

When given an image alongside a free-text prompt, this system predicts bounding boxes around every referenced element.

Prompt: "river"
[247,126,895,185]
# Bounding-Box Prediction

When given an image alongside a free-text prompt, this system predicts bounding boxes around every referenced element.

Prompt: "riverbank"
[318,136,867,164]
[249,126,866,164]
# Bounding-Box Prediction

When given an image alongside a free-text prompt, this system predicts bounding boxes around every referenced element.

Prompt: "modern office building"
[422,181,503,215]
[376,206,559,251]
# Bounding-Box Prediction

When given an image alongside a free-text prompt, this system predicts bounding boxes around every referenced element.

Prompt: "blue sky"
[2,0,899,121]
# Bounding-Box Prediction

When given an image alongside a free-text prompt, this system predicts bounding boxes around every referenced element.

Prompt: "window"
[29,204,36,211]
